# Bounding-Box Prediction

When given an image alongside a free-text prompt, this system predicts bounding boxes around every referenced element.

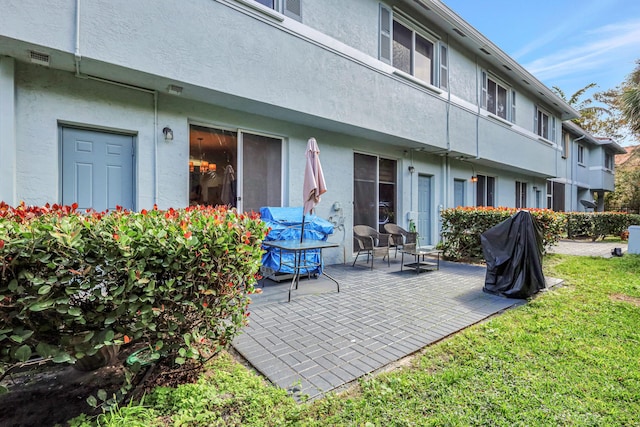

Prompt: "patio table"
[401,244,441,274]
[262,239,340,301]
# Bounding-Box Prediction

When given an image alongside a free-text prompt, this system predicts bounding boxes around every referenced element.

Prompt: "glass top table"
[400,244,442,273]
[262,239,340,302]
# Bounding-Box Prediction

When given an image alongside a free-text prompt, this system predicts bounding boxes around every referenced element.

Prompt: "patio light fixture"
[162,126,173,142]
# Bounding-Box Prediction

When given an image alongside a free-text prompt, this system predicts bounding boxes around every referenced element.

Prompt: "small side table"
[401,245,441,274]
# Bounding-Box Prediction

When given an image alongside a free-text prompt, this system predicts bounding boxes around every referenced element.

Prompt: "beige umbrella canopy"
[301,137,327,241]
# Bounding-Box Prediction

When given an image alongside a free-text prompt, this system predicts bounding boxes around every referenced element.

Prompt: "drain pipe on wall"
[153,91,158,205]
[74,0,82,77]
[443,33,452,211]
[475,57,481,161]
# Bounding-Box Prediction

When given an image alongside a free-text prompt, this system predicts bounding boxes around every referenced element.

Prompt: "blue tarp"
[260,207,334,275]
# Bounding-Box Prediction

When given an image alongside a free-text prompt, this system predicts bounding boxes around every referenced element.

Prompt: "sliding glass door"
[353,153,396,232]
[189,125,282,213]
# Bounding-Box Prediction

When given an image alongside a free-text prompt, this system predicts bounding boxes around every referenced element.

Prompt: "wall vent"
[29,50,50,66]
[452,28,466,37]
[167,84,183,95]
[479,47,491,55]
[413,0,430,11]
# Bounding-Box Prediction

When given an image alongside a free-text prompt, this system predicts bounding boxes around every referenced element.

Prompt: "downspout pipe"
[475,56,480,160]
[74,0,82,77]
[72,0,158,208]
[153,91,158,206]
[443,33,452,217]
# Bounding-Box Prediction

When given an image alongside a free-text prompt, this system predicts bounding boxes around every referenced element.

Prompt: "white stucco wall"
[14,64,157,208]
[2,0,591,267]
[448,41,479,106]
[303,0,378,58]
[0,57,17,205]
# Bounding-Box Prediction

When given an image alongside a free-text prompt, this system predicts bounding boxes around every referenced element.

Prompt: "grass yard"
[71,254,640,427]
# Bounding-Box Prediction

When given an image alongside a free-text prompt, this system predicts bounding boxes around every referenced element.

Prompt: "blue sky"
[443,0,640,98]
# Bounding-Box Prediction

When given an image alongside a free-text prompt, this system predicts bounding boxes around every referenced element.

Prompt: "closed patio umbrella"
[300,137,327,242]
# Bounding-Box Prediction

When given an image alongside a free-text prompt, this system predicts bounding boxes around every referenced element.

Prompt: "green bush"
[566,212,640,240]
[440,207,564,261]
[0,202,268,376]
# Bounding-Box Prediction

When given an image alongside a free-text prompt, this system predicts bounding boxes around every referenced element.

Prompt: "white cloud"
[523,19,640,82]
[512,0,610,59]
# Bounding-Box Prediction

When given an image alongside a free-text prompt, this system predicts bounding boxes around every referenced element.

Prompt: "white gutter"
[413,0,579,120]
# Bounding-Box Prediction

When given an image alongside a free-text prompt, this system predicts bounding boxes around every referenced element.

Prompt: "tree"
[552,83,625,139]
[605,61,640,212]
[606,166,640,212]
[619,60,640,136]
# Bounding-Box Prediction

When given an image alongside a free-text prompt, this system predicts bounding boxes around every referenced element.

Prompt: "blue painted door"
[62,127,134,212]
[454,179,465,208]
[417,175,432,246]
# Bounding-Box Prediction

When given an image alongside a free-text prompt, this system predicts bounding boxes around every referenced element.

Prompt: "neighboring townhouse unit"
[552,121,626,212]
[1,0,580,264]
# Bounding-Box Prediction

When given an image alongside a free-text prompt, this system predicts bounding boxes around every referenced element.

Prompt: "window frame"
[482,71,515,122]
[577,144,585,165]
[393,17,436,86]
[562,130,570,159]
[604,151,613,170]
[475,174,495,207]
[534,106,555,141]
[188,123,284,212]
[245,0,302,21]
[546,180,565,212]
[353,152,398,233]
[379,5,448,89]
[515,181,527,209]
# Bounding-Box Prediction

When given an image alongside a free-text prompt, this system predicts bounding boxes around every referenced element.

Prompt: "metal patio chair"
[384,223,418,258]
[352,225,391,269]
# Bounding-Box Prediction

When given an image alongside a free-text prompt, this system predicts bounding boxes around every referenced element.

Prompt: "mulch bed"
[0,348,204,427]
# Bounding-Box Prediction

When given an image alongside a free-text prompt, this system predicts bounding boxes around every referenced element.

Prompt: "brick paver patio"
[233,257,562,400]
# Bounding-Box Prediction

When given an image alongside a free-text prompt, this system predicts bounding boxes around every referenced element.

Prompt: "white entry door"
[61,127,135,212]
[417,174,432,245]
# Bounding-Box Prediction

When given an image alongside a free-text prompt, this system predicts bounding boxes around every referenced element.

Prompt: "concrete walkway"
[547,239,628,258]
[232,257,560,400]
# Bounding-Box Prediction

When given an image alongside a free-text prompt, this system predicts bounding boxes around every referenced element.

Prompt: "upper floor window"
[562,131,570,159]
[605,152,613,170]
[535,106,556,142]
[379,5,448,89]
[577,144,585,165]
[251,0,301,20]
[481,72,515,122]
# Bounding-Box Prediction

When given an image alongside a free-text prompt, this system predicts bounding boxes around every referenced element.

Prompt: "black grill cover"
[481,210,546,299]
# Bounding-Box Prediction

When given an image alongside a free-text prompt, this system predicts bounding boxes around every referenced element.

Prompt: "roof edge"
[415,0,580,120]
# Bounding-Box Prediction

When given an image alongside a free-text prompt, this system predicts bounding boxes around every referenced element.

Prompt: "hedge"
[0,202,268,380]
[565,212,640,241]
[440,207,564,261]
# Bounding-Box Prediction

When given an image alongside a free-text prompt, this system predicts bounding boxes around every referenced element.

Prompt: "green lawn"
[71,254,640,427]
